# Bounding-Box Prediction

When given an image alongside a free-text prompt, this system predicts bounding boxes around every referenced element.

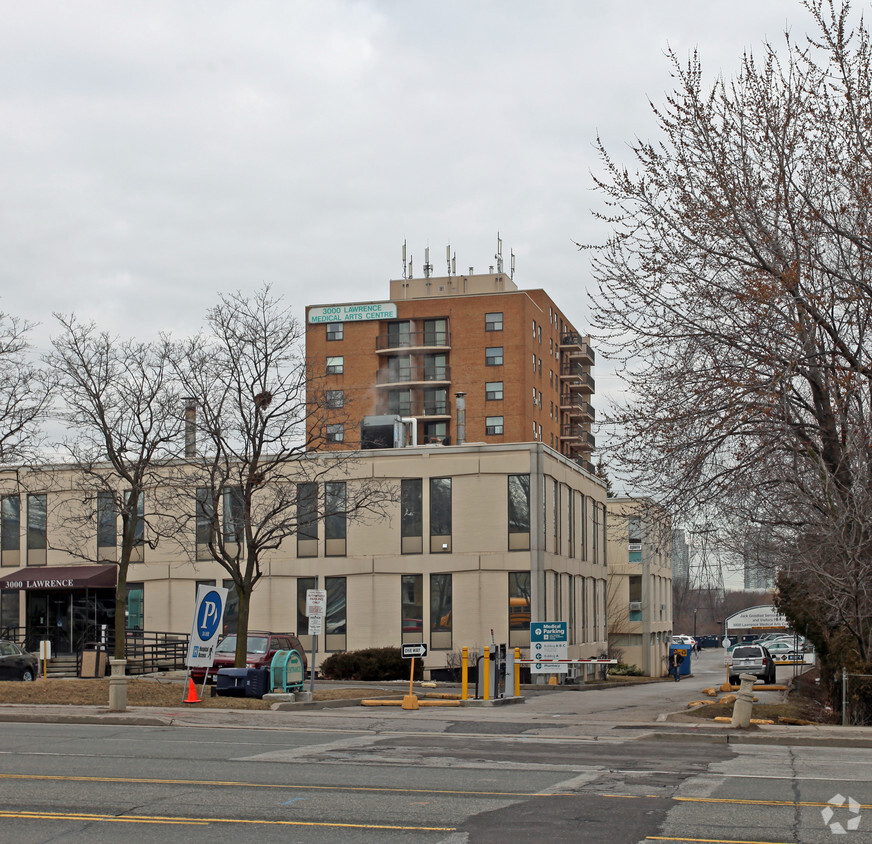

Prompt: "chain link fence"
[842,670,872,726]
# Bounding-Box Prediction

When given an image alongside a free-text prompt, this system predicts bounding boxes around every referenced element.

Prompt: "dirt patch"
[681,670,837,725]
[0,678,397,709]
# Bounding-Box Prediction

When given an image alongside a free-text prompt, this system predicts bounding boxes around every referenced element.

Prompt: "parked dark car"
[191,631,306,682]
[0,640,38,681]
[728,644,776,685]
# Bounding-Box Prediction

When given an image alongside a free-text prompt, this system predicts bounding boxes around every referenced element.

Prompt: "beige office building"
[0,443,608,677]
[606,497,673,676]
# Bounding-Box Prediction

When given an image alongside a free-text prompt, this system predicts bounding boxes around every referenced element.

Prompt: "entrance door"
[25,592,71,654]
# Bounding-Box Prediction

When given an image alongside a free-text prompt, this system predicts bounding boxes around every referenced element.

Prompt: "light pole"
[693,608,698,639]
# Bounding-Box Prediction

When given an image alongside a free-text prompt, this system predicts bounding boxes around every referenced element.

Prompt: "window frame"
[485,347,504,366]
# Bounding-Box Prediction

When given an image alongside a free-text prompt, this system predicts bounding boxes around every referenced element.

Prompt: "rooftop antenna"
[402,240,407,279]
[510,249,516,279]
[424,246,433,279]
[495,232,503,274]
[446,245,453,276]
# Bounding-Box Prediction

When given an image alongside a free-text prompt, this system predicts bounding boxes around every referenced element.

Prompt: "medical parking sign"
[186,584,229,668]
[531,621,568,673]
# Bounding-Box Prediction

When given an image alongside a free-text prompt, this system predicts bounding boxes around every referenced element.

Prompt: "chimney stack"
[455,392,466,445]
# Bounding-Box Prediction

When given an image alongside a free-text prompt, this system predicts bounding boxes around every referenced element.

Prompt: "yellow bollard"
[482,646,490,701]
[461,646,469,700]
[514,648,521,698]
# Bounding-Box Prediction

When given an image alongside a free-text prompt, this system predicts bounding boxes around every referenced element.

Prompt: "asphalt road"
[0,649,867,843]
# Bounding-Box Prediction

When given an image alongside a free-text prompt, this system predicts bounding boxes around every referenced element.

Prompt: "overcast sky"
[2,0,809,347]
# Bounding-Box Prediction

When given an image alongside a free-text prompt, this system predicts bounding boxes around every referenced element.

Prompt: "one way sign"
[401,643,428,658]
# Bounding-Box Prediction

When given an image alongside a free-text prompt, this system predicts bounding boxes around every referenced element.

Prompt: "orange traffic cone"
[184,677,201,704]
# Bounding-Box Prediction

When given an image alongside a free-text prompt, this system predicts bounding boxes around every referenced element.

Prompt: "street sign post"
[530,621,568,674]
[305,588,327,693]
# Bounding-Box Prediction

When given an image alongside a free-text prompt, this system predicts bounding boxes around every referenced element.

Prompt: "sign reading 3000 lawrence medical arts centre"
[308,303,398,323]
[186,585,229,668]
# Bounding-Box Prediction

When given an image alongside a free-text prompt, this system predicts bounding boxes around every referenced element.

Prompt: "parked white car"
[672,635,697,648]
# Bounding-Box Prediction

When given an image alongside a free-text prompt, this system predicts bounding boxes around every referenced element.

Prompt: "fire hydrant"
[730,673,756,728]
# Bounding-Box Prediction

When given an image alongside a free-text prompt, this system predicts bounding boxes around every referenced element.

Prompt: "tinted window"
[733,646,761,658]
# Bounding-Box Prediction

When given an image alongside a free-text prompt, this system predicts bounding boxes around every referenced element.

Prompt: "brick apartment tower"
[305,271,595,466]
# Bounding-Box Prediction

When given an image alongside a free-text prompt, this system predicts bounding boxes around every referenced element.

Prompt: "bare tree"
[0,311,51,464]
[586,1,872,673]
[47,316,184,658]
[175,287,389,668]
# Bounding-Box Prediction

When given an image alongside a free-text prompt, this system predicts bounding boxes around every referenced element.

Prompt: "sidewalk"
[1,684,870,749]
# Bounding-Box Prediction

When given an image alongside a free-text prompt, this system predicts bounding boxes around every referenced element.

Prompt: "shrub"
[319,647,423,681]
[609,661,644,677]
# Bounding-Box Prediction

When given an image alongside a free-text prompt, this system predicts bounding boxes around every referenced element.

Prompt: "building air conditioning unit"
[628,542,642,552]
[628,601,643,611]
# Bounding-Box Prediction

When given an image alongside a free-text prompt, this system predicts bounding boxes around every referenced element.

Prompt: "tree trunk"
[114,561,128,660]
[234,584,251,668]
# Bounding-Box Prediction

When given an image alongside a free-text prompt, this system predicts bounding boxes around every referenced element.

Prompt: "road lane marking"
[1,772,870,810]
[0,809,455,831]
[0,772,554,798]
[647,838,808,844]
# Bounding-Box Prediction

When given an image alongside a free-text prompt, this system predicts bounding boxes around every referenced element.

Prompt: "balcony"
[375,365,451,388]
[376,330,451,353]
[560,362,595,394]
[559,332,595,366]
[376,398,451,419]
[559,393,595,422]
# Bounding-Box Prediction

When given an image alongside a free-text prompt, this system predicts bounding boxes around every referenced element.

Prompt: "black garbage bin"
[215,668,249,697]
[244,667,270,699]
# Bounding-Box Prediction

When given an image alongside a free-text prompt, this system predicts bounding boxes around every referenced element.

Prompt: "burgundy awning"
[0,564,117,591]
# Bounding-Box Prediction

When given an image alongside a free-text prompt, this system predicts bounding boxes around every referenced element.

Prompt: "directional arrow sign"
[401,643,428,658]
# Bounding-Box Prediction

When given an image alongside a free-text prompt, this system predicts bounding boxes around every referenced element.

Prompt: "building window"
[0,588,19,630]
[532,319,537,338]
[126,583,144,630]
[195,488,214,551]
[485,381,503,401]
[27,494,47,551]
[532,353,537,373]
[296,576,317,637]
[486,416,504,435]
[387,321,412,348]
[97,491,116,549]
[326,390,344,409]
[326,424,344,443]
[125,491,145,554]
[508,474,530,551]
[423,353,448,381]
[223,487,244,543]
[430,477,451,552]
[325,575,347,650]
[297,482,318,557]
[402,573,424,643]
[222,579,239,634]
[430,572,452,649]
[401,478,422,554]
[485,347,503,366]
[422,421,447,444]
[485,312,503,332]
[326,322,344,341]
[422,387,447,415]
[1,495,20,554]
[325,481,346,556]
[423,318,448,346]
[326,356,344,375]
[509,571,531,648]
[387,389,412,416]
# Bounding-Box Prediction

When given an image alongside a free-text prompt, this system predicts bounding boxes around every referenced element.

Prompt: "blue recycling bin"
[669,644,691,678]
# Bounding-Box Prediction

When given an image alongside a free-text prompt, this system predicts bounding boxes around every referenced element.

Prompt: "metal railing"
[376,331,450,351]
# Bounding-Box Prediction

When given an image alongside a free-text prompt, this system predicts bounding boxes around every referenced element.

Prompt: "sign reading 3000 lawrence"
[308,303,397,323]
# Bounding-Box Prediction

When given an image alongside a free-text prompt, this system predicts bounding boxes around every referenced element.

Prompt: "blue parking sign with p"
[197,591,223,640]
[187,584,229,668]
